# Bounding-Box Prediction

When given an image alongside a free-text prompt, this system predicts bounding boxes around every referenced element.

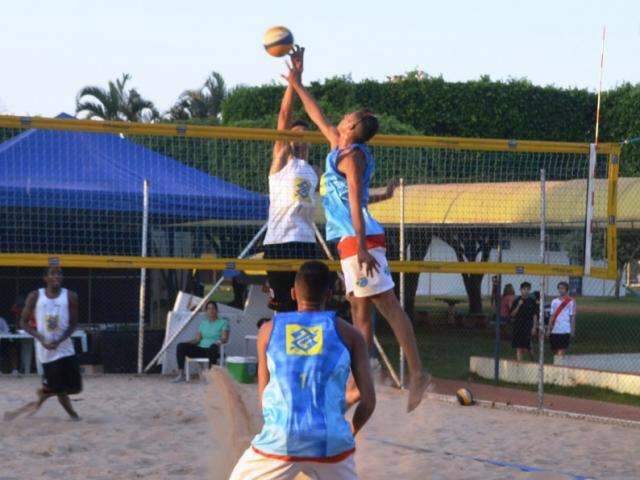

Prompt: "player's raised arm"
[271,46,304,175]
[283,57,339,149]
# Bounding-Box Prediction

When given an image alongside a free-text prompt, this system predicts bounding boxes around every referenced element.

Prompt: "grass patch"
[377,295,640,406]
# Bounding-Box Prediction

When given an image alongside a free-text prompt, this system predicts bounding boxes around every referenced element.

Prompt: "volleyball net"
[0,115,619,279]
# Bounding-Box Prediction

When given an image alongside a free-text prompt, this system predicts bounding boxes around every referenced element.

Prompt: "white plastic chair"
[185,343,226,382]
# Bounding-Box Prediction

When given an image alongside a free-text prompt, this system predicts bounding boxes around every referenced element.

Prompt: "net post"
[143,223,268,373]
[137,179,150,375]
[537,169,547,410]
[493,239,502,384]
[399,178,406,388]
[584,144,597,276]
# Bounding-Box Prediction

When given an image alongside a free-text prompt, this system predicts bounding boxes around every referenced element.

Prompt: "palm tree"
[76,73,159,122]
[166,71,226,122]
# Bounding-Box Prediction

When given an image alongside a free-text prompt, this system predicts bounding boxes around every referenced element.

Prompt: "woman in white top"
[263,46,320,311]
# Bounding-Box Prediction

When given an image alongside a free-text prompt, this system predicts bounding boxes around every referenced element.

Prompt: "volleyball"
[456,388,474,406]
[263,26,294,57]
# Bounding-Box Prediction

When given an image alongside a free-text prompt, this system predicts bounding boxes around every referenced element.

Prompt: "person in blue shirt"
[229,261,375,480]
[281,52,429,412]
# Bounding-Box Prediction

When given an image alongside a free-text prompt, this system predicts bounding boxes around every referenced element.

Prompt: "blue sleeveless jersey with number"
[251,311,355,459]
[320,144,384,241]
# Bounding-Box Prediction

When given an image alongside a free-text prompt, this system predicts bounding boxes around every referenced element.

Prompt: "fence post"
[538,169,547,409]
[137,179,150,375]
[399,178,406,387]
[494,240,502,384]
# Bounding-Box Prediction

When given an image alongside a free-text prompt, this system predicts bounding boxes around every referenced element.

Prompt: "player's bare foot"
[407,373,431,413]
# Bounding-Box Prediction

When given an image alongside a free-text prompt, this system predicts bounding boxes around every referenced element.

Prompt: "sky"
[1,0,640,117]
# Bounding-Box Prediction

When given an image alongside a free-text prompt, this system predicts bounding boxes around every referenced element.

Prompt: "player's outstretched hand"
[358,248,380,278]
[281,55,303,87]
[289,44,305,76]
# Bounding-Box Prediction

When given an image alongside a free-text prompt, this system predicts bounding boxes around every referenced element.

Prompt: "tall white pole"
[594,26,606,145]
[399,178,406,387]
[537,170,547,409]
[584,144,597,276]
[137,179,150,374]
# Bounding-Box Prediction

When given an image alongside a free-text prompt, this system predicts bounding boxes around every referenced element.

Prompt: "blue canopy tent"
[0,114,268,256]
[0,114,267,220]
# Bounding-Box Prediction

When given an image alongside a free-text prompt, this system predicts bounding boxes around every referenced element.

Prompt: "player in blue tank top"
[229,261,375,480]
[282,52,430,413]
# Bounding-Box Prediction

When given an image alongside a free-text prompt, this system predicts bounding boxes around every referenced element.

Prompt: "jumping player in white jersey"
[282,52,429,412]
[263,45,320,312]
[4,265,82,421]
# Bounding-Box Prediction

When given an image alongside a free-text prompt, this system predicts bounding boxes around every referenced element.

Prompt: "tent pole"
[313,224,403,388]
[144,223,268,373]
[137,179,150,374]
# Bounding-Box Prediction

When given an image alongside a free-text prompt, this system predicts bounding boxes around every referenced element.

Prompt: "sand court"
[1,374,639,480]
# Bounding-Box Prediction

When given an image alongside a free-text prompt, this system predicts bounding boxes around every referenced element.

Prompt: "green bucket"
[226,356,257,384]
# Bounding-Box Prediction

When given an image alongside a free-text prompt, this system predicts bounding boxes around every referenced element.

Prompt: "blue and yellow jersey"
[320,143,384,242]
[251,311,355,461]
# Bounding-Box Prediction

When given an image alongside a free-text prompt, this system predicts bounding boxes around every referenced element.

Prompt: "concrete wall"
[470,356,640,396]
[556,354,640,374]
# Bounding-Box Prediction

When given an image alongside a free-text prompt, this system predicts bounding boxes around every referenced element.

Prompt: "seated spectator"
[499,284,515,324]
[172,301,230,382]
[547,281,576,358]
[510,282,538,362]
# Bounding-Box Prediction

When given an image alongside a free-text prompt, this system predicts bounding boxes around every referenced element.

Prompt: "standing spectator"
[500,284,515,325]
[172,301,229,383]
[510,282,538,361]
[547,281,576,358]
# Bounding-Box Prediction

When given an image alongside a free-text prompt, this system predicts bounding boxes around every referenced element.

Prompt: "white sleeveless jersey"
[35,288,75,364]
[264,158,318,245]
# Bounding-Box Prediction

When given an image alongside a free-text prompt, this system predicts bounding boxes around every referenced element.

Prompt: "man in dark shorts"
[510,281,538,362]
[4,265,82,421]
[547,281,576,358]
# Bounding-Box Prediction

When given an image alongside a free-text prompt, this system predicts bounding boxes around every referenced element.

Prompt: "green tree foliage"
[601,83,640,176]
[165,71,227,123]
[222,75,597,141]
[76,74,159,122]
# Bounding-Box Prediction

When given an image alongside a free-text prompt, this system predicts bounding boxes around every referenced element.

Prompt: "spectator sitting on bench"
[172,301,229,383]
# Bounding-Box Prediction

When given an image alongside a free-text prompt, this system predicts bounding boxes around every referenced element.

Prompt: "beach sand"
[1,374,639,480]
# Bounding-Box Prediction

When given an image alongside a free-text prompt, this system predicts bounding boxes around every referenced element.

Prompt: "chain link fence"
[2,264,639,413]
